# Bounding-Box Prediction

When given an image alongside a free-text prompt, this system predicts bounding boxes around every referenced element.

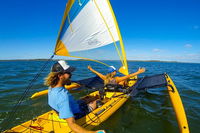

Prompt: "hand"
[137,67,145,73]
[96,130,106,133]
[88,65,92,70]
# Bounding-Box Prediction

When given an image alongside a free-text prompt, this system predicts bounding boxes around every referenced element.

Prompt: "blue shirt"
[48,87,81,119]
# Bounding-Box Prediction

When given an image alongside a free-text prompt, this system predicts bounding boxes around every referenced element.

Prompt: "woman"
[88,65,145,86]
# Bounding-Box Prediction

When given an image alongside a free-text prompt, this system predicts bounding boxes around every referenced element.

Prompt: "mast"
[106,0,129,75]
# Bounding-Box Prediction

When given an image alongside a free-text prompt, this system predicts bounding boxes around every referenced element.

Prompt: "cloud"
[173,54,200,62]
[152,48,162,52]
[184,44,192,48]
[186,53,200,58]
[127,53,200,63]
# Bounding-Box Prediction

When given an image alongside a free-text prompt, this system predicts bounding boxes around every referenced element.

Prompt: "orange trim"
[55,40,70,56]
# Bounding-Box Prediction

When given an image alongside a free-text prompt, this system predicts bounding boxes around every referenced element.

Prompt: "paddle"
[31,82,82,99]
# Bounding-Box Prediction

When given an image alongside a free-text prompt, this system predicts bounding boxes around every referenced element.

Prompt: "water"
[0,60,199,132]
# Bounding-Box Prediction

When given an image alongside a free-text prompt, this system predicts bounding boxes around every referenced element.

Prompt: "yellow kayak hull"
[5,91,129,132]
[4,74,189,133]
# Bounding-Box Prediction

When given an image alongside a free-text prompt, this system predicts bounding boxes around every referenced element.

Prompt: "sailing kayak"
[5,91,129,132]
[4,73,189,133]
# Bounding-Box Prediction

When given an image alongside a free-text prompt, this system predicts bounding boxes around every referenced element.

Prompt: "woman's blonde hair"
[44,72,61,88]
[104,72,116,85]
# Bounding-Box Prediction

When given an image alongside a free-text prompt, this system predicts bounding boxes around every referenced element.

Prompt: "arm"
[66,117,95,133]
[88,66,106,80]
[116,67,145,83]
[66,117,105,133]
[59,95,104,133]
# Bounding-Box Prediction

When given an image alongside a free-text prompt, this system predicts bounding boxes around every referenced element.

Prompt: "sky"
[0,0,200,63]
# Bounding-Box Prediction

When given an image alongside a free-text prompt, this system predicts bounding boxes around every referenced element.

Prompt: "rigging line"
[93,0,125,67]
[78,0,82,6]
[106,0,129,73]
[5,118,50,133]
[0,54,54,132]
[19,124,49,133]
[55,0,75,45]
[67,15,73,32]
[67,55,110,67]
[82,105,100,124]
[37,117,67,123]
[51,113,55,132]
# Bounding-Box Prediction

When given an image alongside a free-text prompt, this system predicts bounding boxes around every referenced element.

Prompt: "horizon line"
[0,58,199,64]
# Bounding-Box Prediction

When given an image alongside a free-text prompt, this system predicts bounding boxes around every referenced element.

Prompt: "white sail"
[55,0,119,55]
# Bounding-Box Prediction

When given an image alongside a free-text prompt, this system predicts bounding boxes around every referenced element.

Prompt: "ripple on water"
[0,61,199,132]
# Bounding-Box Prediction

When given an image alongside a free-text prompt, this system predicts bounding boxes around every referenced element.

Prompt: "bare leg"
[88,100,97,111]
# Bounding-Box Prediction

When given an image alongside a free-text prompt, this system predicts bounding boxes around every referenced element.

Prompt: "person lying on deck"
[45,60,105,133]
[88,65,145,86]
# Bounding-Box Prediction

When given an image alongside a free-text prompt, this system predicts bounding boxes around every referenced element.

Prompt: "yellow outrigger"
[31,82,81,99]
[165,75,189,133]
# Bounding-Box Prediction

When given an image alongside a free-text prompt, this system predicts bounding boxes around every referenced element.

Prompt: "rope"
[93,0,125,67]
[78,0,82,6]
[51,113,55,132]
[0,54,54,132]
[67,15,73,32]
[82,105,101,124]
[106,0,129,73]
[67,55,110,67]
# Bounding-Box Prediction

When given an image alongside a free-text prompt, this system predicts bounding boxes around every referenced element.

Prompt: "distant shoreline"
[0,59,199,64]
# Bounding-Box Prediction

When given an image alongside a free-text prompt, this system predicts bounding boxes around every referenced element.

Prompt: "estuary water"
[0,60,199,133]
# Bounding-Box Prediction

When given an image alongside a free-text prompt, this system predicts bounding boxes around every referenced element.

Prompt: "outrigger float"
[2,0,189,132]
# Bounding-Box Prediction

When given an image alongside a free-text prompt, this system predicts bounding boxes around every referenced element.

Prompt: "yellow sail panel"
[54,0,120,55]
[55,40,70,56]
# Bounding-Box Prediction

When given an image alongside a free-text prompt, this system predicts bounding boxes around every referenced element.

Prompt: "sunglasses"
[65,72,72,78]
